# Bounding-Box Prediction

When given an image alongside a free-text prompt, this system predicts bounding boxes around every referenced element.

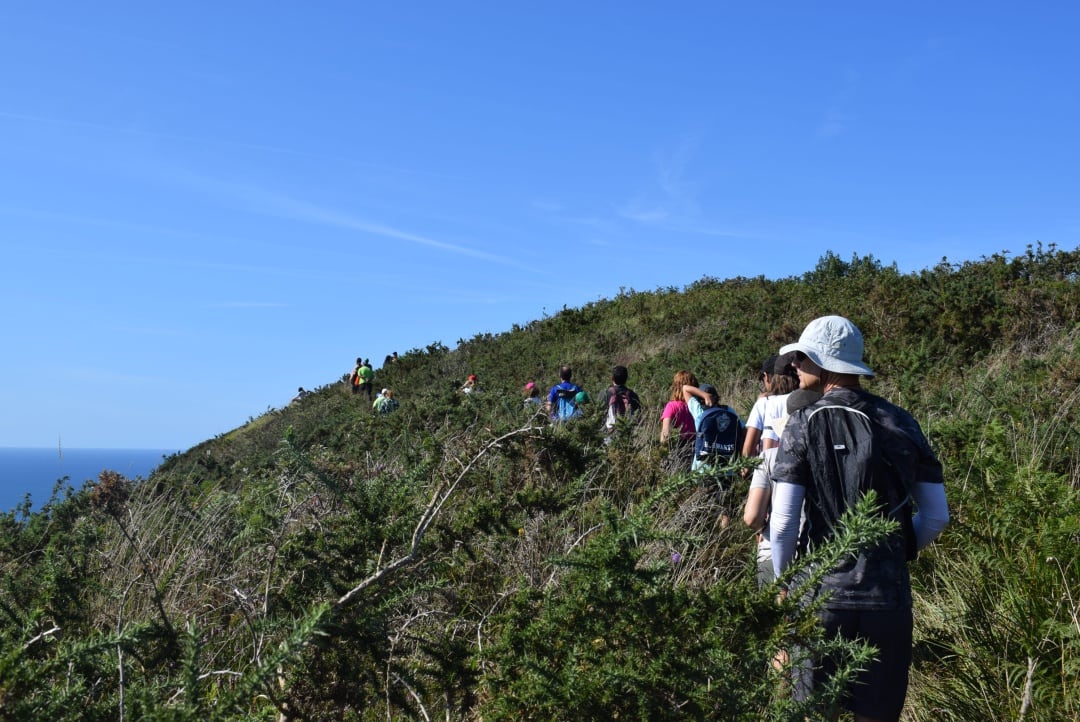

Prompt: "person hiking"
[291,386,312,404]
[682,383,743,473]
[769,316,950,722]
[742,353,800,459]
[461,374,478,394]
[684,382,744,525]
[349,357,363,395]
[373,388,399,414]
[357,359,375,403]
[546,366,583,421]
[522,381,542,409]
[660,370,698,468]
[600,365,641,437]
[743,387,821,586]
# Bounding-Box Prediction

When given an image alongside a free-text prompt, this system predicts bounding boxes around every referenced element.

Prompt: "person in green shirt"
[357,359,375,402]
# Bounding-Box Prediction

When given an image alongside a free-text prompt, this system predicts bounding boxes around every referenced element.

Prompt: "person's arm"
[743,486,771,531]
[742,426,762,458]
[743,452,774,530]
[761,436,778,452]
[770,482,805,579]
[910,481,949,550]
[660,416,673,444]
[682,384,712,406]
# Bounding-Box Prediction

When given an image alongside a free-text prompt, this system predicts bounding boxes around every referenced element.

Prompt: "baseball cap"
[772,352,797,377]
[779,316,875,377]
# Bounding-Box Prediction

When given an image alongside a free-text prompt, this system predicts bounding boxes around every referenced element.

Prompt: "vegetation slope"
[2,244,1078,721]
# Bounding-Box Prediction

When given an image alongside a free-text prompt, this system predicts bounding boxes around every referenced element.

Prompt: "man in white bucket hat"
[768,316,950,722]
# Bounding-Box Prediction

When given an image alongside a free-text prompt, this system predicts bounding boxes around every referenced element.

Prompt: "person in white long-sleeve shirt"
[743,387,822,586]
[768,316,949,722]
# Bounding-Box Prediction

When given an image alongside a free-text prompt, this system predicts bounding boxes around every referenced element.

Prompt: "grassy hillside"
[2,244,1078,720]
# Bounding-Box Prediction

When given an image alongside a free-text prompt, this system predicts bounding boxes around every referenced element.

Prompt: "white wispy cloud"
[66,367,160,385]
[208,301,290,309]
[612,135,758,240]
[616,135,701,225]
[816,68,861,139]
[817,109,848,139]
[176,174,534,270]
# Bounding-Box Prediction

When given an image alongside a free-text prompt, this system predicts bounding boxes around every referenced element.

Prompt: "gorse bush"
[1,244,1078,720]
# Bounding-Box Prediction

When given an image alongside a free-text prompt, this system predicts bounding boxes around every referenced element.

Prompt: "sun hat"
[779,316,875,377]
[525,381,535,390]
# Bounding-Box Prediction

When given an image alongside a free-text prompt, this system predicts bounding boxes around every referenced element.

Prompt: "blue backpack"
[694,406,742,466]
[551,385,582,421]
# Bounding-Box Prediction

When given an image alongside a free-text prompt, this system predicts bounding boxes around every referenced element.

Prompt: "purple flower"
[671,552,682,564]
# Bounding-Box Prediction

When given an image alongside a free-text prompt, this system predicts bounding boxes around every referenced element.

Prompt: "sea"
[0,447,178,514]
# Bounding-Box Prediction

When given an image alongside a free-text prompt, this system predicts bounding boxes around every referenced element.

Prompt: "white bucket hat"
[779,315,875,377]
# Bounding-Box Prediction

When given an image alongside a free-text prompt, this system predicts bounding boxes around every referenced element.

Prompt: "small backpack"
[552,386,581,421]
[694,406,742,466]
[605,386,634,431]
[802,403,918,561]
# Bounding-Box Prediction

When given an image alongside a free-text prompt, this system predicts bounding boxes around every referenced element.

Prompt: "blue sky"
[1,3,1076,450]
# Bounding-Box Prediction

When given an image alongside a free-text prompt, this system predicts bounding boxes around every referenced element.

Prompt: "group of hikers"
[340,316,947,720]
[347,357,399,414]
[464,317,950,721]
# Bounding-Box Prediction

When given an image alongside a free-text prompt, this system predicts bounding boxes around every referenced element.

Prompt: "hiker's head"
[356,357,363,365]
[763,352,800,395]
[699,383,720,406]
[524,381,539,398]
[670,370,699,400]
[611,365,629,385]
[759,355,778,384]
[559,365,573,382]
[781,316,873,391]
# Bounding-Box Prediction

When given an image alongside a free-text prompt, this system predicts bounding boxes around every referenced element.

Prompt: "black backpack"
[605,386,635,431]
[802,402,918,561]
[694,407,742,465]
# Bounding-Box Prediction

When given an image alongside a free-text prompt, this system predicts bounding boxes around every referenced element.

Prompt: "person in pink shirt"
[660,370,698,468]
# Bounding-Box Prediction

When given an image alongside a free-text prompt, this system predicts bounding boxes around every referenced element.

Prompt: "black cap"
[773,352,797,377]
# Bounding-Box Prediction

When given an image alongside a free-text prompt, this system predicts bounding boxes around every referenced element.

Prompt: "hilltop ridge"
[3,245,1079,721]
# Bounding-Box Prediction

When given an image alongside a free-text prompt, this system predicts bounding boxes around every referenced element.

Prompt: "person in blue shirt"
[545,365,583,421]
